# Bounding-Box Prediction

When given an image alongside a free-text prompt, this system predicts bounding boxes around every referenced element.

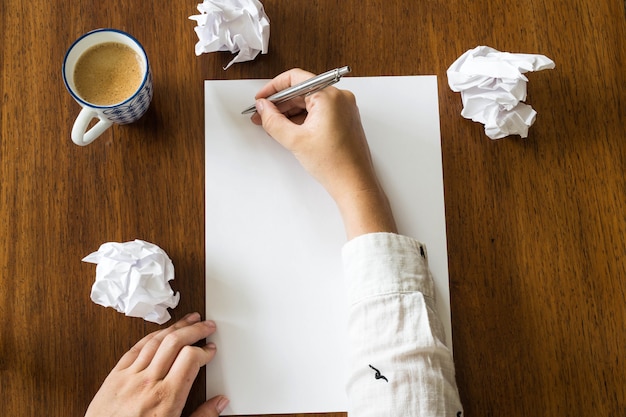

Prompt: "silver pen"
[241,66,352,114]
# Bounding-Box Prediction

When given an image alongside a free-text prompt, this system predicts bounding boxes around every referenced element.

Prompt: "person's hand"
[85,312,229,417]
[251,68,397,239]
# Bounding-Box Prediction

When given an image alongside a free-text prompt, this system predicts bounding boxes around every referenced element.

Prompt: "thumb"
[255,99,295,145]
[189,395,229,417]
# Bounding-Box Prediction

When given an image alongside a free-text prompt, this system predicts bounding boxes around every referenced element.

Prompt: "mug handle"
[71,107,113,146]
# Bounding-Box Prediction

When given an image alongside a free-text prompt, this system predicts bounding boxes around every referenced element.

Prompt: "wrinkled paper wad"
[447,46,555,139]
[189,0,270,69]
[83,240,180,324]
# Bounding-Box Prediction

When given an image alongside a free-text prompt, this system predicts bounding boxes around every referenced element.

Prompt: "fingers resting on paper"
[85,313,226,417]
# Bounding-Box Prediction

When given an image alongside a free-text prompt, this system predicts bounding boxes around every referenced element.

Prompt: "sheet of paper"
[205,75,451,415]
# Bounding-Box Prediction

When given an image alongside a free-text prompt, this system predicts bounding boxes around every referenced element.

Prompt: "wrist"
[334,186,397,240]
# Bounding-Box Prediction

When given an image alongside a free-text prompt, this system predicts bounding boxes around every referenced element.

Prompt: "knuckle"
[143,336,163,353]
[162,332,183,349]
[149,383,176,407]
[179,344,216,368]
[178,345,201,365]
[343,89,357,103]
[128,343,143,356]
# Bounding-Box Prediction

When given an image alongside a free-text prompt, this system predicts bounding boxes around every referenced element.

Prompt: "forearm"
[334,186,397,240]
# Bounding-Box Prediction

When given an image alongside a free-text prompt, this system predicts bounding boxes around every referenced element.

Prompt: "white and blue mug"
[63,29,153,146]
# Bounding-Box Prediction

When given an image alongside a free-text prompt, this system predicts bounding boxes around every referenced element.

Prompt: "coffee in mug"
[63,29,153,146]
[74,42,143,106]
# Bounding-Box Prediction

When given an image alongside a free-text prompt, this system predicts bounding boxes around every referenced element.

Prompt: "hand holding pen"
[249,67,397,239]
[242,66,351,114]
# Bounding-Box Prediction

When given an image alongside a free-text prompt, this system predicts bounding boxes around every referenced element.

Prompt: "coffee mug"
[63,29,153,146]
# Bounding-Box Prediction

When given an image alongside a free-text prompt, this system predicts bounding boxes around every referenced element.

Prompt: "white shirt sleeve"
[342,233,463,417]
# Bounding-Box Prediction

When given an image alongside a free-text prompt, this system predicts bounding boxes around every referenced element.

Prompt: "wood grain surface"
[1,1,624,416]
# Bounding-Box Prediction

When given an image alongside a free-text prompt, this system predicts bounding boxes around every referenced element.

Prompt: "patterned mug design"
[101,71,153,125]
[63,29,153,146]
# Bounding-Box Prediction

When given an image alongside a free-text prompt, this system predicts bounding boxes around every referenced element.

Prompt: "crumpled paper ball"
[447,45,555,139]
[189,0,270,69]
[83,240,180,324]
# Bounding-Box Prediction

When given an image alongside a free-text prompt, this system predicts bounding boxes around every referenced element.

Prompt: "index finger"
[254,68,317,99]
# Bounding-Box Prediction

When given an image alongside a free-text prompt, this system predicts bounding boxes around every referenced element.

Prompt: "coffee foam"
[74,42,143,106]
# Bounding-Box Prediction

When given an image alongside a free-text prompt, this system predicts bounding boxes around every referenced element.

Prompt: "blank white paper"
[204,75,451,415]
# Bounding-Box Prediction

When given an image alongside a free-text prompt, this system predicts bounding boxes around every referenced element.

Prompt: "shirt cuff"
[341,232,435,305]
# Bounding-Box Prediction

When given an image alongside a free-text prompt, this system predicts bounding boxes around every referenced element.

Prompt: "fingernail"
[255,99,264,114]
[216,396,230,414]
[187,312,201,322]
[207,342,217,350]
[204,319,216,328]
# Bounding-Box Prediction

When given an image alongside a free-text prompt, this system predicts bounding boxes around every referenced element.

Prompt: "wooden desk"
[1,1,624,416]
